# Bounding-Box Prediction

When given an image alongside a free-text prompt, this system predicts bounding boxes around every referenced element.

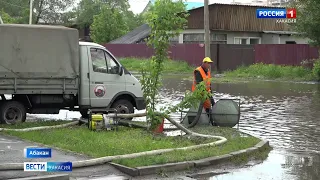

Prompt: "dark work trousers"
[205,97,217,126]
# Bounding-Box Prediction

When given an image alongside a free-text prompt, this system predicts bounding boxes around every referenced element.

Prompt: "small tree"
[90,5,128,44]
[0,9,18,23]
[290,0,320,46]
[289,0,320,80]
[141,0,211,130]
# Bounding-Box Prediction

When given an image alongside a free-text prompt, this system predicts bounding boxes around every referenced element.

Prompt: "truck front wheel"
[111,99,134,120]
[80,109,89,118]
[0,101,26,124]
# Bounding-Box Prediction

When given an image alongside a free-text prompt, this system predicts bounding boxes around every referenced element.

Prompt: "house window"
[105,51,120,74]
[250,38,260,44]
[234,38,248,44]
[90,48,120,74]
[211,34,227,44]
[183,33,204,43]
[234,37,261,44]
[90,48,108,73]
[286,41,296,44]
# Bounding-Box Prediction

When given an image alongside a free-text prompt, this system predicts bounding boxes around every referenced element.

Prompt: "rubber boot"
[205,108,210,118]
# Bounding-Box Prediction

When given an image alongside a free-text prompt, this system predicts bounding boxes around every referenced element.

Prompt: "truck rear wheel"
[0,101,26,124]
[111,99,134,120]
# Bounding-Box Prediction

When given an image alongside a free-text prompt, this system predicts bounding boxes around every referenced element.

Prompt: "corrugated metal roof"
[263,31,301,35]
[109,24,151,44]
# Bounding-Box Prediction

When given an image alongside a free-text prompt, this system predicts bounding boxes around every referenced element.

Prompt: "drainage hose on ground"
[0,113,228,171]
[185,102,205,128]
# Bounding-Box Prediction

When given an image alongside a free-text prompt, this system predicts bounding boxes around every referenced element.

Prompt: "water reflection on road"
[160,78,320,180]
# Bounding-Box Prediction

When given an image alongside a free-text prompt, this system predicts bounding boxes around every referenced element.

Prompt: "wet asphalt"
[0,134,129,180]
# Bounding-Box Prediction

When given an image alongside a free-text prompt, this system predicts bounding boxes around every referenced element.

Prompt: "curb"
[9,174,69,180]
[109,139,270,177]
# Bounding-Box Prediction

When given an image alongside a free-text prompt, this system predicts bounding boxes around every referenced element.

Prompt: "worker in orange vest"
[191,57,216,124]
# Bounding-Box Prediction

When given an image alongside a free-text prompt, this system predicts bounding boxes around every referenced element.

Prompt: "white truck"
[0,24,146,124]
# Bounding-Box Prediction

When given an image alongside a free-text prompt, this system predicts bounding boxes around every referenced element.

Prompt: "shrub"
[225,63,312,80]
[312,59,320,81]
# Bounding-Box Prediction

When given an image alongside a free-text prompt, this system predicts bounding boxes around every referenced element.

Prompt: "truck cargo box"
[0,24,79,95]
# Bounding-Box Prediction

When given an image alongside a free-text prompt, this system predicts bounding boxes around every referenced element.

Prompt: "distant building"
[111,3,308,45]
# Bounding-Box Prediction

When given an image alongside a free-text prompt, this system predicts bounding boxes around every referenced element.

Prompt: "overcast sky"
[73,0,254,14]
[128,0,253,14]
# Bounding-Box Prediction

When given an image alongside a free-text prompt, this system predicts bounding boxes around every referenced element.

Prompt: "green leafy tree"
[290,0,320,46]
[0,0,26,18]
[76,0,131,28]
[123,11,144,31]
[75,0,101,28]
[289,0,320,80]
[90,5,129,44]
[0,0,74,24]
[0,9,18,23]
[140,0,211,129]
[0,0,29,24]
[32,0,74,24]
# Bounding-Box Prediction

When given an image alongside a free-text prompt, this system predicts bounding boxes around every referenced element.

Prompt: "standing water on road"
[25,76,320,180]
[148,77,320,180]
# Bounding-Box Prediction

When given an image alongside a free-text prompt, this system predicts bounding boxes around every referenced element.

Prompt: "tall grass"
[119,57,195,73]
[225,63,316,81]
[312,60,320,81]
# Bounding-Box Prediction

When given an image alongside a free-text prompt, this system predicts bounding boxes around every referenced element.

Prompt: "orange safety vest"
[191,66,211,92]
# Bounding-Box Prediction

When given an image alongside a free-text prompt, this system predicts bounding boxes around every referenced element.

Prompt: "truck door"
[88,47,126,108]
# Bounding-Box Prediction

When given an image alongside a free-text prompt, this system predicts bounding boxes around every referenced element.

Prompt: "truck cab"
[78,41,145,117]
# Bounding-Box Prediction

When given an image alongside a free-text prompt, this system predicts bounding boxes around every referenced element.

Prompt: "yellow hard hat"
[203,57,213,63]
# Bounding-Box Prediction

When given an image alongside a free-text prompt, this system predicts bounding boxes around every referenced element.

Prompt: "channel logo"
[24,162,47,172]
[24,162,72,172]
[24,147,52,158]
[256,8,296,19]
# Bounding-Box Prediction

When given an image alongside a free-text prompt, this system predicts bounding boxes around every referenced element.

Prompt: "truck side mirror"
[118,66,123,76]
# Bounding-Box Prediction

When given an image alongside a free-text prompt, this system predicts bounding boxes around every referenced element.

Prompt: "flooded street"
[205,80,320,180]
[147,77,320,180]
[24,77,320,180]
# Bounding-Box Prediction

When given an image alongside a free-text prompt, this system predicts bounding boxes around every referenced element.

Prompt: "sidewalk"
[0,134,127,180]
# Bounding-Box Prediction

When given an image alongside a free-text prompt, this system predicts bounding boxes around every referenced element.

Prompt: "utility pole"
[204,0,210,59]
[0,15,3,24]
[29,0,33,24]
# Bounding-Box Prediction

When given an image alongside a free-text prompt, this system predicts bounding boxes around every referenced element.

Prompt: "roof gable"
[109,24,151,44]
